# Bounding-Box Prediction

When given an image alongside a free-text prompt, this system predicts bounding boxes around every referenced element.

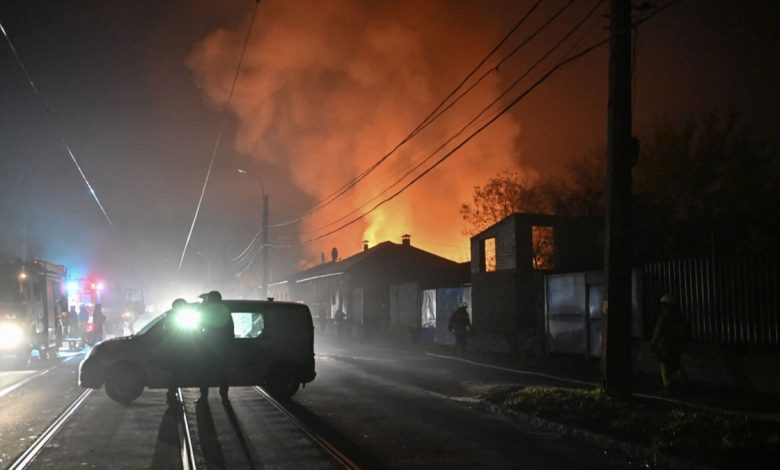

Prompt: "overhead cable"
[1,19,113,228]
[310,0,605,236]
[178,2,261,272]
[303,0,676,242]
[266,0,546,228]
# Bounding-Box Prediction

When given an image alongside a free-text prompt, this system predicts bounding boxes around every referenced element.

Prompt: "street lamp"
[237,168,269,299]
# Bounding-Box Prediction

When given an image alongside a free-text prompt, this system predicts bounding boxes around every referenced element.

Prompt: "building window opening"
[532,225,555,270]
[483,237,497,272]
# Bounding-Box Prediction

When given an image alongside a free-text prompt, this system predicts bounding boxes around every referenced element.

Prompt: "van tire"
[262,365,300,399]
[105,363,145,404]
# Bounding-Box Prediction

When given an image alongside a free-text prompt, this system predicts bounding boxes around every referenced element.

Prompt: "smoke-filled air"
[187,0,529,263]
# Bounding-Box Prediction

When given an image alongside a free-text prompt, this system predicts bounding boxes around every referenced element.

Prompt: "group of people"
[166,290,234,406]
[61,303,106,344]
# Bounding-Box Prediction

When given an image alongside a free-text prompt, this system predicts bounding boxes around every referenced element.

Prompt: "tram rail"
[6,384,354,470]
[175,388,196,470]
[252,386,360,470]
[6,389,92,470]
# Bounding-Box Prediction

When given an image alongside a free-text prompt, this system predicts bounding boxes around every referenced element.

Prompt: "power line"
[1,19,113,228]
[303,1,676,243]
[266,0,547,228]
[0,21,39,94]
[414,0,579,143]
[232,226,264,262]
[63,141,113,226]
[307,51,608,243]
[177,2,261,272]
[308,0,605,238]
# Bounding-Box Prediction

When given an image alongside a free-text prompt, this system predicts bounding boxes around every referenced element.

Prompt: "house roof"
[291,241,460,285]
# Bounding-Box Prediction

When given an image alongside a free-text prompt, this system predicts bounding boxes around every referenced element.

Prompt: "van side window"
[232,312,264,338]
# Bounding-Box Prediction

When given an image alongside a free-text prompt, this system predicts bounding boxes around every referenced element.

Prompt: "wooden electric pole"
[602,0,634,395]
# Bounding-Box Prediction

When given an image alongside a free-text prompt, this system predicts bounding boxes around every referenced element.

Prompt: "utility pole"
[261,192,269,299]
[238,168,270,299]
[602,0,634,395]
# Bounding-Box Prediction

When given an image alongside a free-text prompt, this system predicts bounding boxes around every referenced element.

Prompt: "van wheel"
[105,363,145,404]
[262,366,300,399]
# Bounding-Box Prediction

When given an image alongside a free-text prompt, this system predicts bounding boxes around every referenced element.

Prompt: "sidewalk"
[320,333,780,468]
[421,342,780,421]
[320,332,780,420]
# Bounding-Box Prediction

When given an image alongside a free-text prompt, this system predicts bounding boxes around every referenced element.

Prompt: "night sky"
[1,0,778,309]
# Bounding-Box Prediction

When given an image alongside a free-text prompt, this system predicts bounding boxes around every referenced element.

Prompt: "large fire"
[187,0,527,263]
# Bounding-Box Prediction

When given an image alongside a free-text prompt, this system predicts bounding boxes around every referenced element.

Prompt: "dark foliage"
[489,386,780,470]
[462,113,779,260]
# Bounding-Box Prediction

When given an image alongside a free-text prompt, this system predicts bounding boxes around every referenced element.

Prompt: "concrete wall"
[471,216,518,273]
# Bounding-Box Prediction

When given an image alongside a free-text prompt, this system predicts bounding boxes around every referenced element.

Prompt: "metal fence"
[642,253,780,346]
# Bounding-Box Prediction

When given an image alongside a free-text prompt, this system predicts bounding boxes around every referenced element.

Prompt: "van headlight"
[0,323,25,349]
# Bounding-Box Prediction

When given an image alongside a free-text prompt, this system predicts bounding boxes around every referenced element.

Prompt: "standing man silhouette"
[197,291,234,403]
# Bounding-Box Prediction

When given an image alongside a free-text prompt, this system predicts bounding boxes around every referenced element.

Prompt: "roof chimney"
[363,240,369,251]
[401,234,411,246]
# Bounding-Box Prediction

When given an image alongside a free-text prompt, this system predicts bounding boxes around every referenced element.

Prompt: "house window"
[483,237,497,272]
[532,225,555,270]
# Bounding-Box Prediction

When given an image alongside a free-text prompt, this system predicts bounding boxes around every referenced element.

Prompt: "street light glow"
[237,168,265,195]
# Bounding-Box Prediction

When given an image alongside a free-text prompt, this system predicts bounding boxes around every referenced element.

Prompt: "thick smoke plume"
[187,0,527,262]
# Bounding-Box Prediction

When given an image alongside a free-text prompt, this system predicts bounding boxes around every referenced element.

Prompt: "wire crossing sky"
[302,0,674,243]
[177,1,261,273]
[0,20,38,94]
[264,0,549,230]
[1,18,113,228]
[63,141,113,226]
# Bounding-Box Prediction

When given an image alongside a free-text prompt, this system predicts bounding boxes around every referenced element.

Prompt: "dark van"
[79,300,316,404]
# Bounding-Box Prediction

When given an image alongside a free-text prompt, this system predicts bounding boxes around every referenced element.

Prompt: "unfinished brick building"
[470,213,602,353]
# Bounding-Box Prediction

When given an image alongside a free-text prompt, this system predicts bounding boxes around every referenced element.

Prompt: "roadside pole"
[602,0,634,395]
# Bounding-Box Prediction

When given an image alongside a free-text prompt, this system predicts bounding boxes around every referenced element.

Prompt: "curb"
[474,400,714,470]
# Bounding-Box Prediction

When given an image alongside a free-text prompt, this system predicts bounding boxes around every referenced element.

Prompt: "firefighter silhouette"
[650,294,691,393]
[448,302,472,353]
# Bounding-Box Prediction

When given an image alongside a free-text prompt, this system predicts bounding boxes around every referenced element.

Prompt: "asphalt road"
[302,336,649,469]
[0,339,651,469]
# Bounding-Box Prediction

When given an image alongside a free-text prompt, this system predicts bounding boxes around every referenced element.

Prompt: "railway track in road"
[7,387,197,470]
[251,386,360,470]
[175,388,197,470]
[6,384,357,469]
[178,385,361,469]
[6,389,92,470]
